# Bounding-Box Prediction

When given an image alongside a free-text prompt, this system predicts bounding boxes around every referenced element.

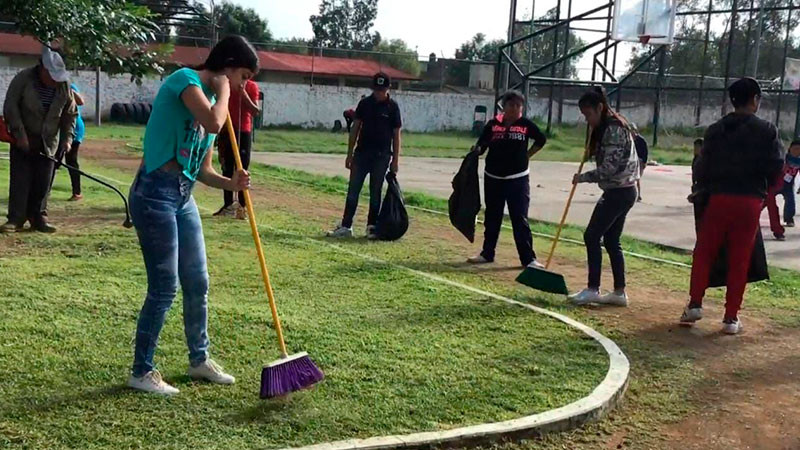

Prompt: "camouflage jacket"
[578,121,640,190]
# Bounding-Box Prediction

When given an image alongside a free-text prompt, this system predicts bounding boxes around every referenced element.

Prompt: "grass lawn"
[4,139,799,448]
[85,123,698,165]
[0,158,608,448]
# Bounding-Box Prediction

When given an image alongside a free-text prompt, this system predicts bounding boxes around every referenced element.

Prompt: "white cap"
[41,46,69,83]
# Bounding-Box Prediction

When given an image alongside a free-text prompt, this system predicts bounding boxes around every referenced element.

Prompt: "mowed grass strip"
[0,160,607,449]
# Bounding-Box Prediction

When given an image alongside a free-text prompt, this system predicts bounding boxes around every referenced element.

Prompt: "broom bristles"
[260,352,324,399]
[515,266,569,295]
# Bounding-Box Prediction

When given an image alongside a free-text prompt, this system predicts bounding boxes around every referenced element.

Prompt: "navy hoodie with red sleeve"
[695,113,785,199]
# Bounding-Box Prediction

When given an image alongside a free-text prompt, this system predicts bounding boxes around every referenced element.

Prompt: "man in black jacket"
[680,78,784,335]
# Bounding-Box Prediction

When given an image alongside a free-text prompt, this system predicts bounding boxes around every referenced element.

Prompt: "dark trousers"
[689,194,762,319]
[53,141,81,195]
[584,186,637,290]
[480,175,536,266]
[219,130,251,207]
[342,151,391,228]
[782,180,796,223]
[7,144,55,225]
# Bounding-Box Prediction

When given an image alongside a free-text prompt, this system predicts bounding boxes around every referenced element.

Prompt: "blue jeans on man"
[342,150,392,228]
[129,167,209,377]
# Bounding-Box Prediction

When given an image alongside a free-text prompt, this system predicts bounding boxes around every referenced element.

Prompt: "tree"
[449,8,586,87]
[373,39,420,76]
[309,0,381,50]
[174,1,272,47]
[0,0,164,81]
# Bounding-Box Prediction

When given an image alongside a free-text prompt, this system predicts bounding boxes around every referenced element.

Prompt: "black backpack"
[376,172,409,241]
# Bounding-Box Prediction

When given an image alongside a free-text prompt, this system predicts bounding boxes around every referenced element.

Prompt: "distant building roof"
[0,33,418,80]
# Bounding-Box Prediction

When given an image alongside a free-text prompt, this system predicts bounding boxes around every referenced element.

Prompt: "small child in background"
[781,140,800,227]
[633,128,648,202]
[764,140,800,240]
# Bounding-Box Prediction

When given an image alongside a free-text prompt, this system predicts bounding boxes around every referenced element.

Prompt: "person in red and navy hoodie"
[467,89,547,268]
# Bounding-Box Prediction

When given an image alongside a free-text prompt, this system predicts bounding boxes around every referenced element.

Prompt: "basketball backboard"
[612,0,677,45]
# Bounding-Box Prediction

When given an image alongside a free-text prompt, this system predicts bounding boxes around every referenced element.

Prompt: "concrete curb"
[285,241,630,450]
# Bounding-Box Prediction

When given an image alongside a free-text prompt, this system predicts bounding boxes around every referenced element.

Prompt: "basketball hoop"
[638,35,652,45]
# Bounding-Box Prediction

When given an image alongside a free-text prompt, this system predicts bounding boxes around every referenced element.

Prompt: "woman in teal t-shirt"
[127,36,257,395]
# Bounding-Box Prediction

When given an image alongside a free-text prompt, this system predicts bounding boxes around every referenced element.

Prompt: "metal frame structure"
[496,0,800,144]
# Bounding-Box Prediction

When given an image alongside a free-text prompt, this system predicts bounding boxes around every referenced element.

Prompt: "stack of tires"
[110,103,153,124]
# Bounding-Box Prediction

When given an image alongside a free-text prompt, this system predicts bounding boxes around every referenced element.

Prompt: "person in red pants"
[680,77,784,335]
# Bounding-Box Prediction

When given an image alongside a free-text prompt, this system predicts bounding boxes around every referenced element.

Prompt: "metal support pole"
[603,2,612,82]
[528,0,536,74]
[94,67,101,127]
[546,0,561,134]
[722,0,738,116]
[557,0,572,124]
[696,0,712,126]
[654,46,666,147]
[752,1,764,77]
[794,91,800,139]
[777,5,793,129]
[743,0,754,76]
[506,0,518,91]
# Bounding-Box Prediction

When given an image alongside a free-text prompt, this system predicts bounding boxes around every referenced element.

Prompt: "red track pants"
[689,194,762,319]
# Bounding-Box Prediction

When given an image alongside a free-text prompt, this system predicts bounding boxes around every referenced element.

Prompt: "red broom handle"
[225,114,289,358]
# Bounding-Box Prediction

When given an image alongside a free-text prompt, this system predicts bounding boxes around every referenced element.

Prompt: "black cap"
[728,77,762,108]
[372,72,391,90]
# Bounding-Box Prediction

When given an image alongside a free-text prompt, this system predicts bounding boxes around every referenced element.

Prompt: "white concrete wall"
[1,67,797,133]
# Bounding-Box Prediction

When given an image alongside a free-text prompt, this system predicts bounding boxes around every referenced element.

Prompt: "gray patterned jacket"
[578,122,640,190]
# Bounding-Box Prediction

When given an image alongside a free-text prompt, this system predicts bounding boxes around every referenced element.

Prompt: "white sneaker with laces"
[326,224,353,238]
[679,305,704,325]
[568,288,602,305]
[127,370,180,395]
[526,260,545,269]
[366,225,378,240]
[467,254,491,264]
[188,359,235,385]
[722,317,743,335]
[598,291,628,307]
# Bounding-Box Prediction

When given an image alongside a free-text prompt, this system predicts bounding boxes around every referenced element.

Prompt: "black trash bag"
[694,198,769,287]
[449,150,481,242]
[376,172,409,241]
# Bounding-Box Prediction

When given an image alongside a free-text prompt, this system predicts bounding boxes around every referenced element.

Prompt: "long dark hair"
[578,86,629,155]
[196,35,259,72]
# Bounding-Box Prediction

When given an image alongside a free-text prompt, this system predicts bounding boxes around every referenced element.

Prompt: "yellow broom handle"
[225,115,288,358]
[544,127,592,270]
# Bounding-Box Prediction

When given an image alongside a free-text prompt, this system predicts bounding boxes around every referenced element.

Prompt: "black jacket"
[696,113,784,199]
[449,150,481,242]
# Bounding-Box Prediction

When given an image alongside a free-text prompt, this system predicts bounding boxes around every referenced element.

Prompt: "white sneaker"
[188,359,235,385]
[366,225,378,240]
[127,370,180,395]
[467,254,492,264]
[526,260,545,269]
[568,288,602,305]
[722,317,743,335]
[679,305,704,325]
[598,291,629,307]
[326,224,353,238]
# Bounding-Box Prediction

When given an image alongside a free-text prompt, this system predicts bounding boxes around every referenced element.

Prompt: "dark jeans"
[52,140,81,195]
[584,186,637,290]
[7,144,55,225]
[219,130,251,207]
[342,151,391,228]
[480,175,536,265]
[781,180,796,223]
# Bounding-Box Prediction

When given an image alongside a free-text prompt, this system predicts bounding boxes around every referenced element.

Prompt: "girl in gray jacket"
[569,87,640,307]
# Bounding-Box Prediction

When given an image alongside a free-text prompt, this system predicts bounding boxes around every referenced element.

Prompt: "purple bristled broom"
[223,115,324,399]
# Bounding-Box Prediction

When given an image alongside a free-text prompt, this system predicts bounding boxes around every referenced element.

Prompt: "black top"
[477,117,547,177]
[696,113,784,199]
[355,94,402,154]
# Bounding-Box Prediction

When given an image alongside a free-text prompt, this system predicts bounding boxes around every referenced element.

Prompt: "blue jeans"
[781,180,796,223]
[342,151,392,228]
[129,167,209,377]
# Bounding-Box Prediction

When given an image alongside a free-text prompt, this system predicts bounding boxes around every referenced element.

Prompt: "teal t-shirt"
[70,83,85,143]
[143,68,216,181]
